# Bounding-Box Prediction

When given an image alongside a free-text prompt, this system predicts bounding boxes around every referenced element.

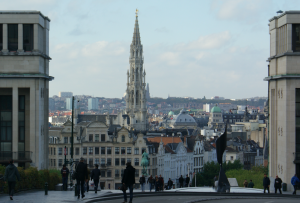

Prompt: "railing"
[0,151,32,162]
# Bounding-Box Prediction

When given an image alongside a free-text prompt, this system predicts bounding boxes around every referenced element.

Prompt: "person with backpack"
[61,164,69,191]
[75,158,88,199]
[122,162,135,203]
[147,175,154,192]
[90,164,101,193]
[3,160,20,200]
[139,175,145,192]
[291,174,300,195]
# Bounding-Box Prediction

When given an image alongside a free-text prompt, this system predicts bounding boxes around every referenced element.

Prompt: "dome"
[211,105,221,113]
[168,111,174,116]
[172,109,197,125]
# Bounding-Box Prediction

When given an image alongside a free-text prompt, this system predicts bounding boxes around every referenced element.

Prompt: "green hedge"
[0,166,62,193]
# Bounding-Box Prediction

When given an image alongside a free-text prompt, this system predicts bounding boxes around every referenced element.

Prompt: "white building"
[58,92,73,98]
[193,136,205,172]
[88,98,98,110]
[66,98,77,110]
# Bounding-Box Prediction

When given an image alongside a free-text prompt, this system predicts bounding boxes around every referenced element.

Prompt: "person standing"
[3,160,20,200]
[167,178,173,190]
[263,174,270,193]
[76,158,88,199]
[243,179,248,188]
[91,164,101,193]
[274,175,282,194]
[122,162,135,203]
[248,180,254,188]
[291,174,300,195]
[154,175,159,192]
[185,175,190,187]
[61,164,69,191]
[147,175,154,192]
[86,164,90,192]
[179,175,184,188]
[139,175,145,192]
[159,175,164,191]
[213,175,218,188]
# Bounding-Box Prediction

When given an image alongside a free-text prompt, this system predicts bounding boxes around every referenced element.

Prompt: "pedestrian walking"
[139,175,146,192]
[122,162,135,203]
[159,175,164,191]
[91,164,101,193]
[147,175,154,192]
[248,180,254,188]
[75,158,88,199]
[243,179,248,188]
[86,165,90,192]
[167,178,173,190]
[3,159,20,200]
[154,175,159,192]
[61,164,69,191]
[185,175,190,187]
[263,173,270,193]
[179,175,184,188]
[291,174,300,195]
[274,175,282,194]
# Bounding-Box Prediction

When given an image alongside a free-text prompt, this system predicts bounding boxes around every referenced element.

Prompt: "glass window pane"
[2,142,11,151]
[23,24,33,52]
[296,89,300,103]
[8,24,18,51]
[1,112,12,121]
[18,142,24,151]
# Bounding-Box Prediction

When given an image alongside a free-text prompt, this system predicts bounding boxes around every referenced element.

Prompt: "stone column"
[33,24,38,52]
[12,87,18,163]
[18,24,23,52]
[2,24,8,52]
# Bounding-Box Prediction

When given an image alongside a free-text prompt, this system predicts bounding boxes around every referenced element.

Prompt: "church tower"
[125,10,147,131]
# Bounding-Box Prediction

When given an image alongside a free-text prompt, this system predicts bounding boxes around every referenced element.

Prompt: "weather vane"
[135,9,139,17]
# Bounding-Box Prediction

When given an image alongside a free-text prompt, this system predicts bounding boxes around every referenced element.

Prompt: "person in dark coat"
[147,175,154,192]
[61,164,70,191]
[179,175,184,188]
[159,175,164,191]
[274,175,282,194]
[167,178,173,190]
[185,175,190,187]
[76,158,88,199]
[86,164,90,192]
[139,175,146,192]
[3,160,20,200]
[122,162,135,203]
[263,173,270,193]
[291,174,300,195]
[248,180,254,188]
[154,175,159,192]
[91,164,101,193]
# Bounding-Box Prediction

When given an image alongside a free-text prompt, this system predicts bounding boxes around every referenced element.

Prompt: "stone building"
[264,11,300,191]
[0,11,52,169]
[208,105,224,131]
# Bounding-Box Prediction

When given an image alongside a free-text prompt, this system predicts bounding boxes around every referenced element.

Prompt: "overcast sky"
[2,0,299,99]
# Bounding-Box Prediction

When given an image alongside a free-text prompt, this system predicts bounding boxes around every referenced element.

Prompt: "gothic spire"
[132,10,141,46]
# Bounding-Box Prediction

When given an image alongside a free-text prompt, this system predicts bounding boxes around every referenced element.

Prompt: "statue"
[216,126,230,193]
[141,151,149,176]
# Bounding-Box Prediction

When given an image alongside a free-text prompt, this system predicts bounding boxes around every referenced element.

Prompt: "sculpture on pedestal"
[216,126,230,193]
[141,151,149,176]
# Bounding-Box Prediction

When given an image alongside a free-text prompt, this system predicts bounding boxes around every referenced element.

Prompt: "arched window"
[122,135,125,142]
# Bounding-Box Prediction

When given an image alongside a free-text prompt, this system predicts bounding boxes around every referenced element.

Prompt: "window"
[89,158,93,167]
[83,147,87,155]
[54,148,56,155]
[134,148,139,155]
[101,158,105,165]
[53,159,56,166]
[95,147,99,155]
[101,147,105,154]
[107,170,112,177]
[121,169,124,177]
[101,170,105,177]
[101,134,105,142]
[95,158,99,165]
[107,147,111,154]
[135,158,139,166]
[115,158,119,166]
[65,148,68,155]
[89,147,93,155]
[115,147,119,154]
[127,158,131,164]
[142,148,146,154]
[149,147,153,154]
[107,158,111,166]
[59,159,62,167]
[50,148,52,155]
[95,134,99,142]
[121,158,125,166]
[89,134,93,142]
[135,169,139,177]
[293,24,300,52]
[18,95,25,152]
[75,147,79,155]
[122,135,125,142]
[121,147,126,154]
[58,148,62,155]
[23,24,33,51]
[64,137,68,144]
[230,156,233,161]
[8,24,18,51]
[115,169,119,178]
[296,89,300,156]
[0,24,2,50]
[127,147,131,154]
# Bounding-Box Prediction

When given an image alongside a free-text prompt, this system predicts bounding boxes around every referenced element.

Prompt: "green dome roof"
[168,111,174,116]
[211,105,221,113]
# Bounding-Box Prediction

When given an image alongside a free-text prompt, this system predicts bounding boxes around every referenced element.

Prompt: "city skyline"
[2,0,299,99]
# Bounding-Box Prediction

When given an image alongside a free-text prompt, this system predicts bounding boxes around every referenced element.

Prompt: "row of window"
[88,134,106,142]
[49,147,147,156]
[0,24,33,52]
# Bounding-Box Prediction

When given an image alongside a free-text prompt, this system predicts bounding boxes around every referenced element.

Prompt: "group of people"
[179,175,190,188]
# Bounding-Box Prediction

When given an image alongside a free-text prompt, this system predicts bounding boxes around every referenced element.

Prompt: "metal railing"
[0,151,32,162]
